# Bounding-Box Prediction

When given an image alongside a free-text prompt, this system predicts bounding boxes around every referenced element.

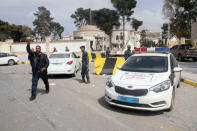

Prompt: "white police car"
[105,52,182,111]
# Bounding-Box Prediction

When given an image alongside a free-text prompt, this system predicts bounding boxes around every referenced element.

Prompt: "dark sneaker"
[29,94,36,101]
[87,80,90,84]
[46,88,49,94]
[82,78,85,83]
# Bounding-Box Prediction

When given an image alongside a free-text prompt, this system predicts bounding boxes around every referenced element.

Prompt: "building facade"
[73,25,109,51]
[111,29,141,52]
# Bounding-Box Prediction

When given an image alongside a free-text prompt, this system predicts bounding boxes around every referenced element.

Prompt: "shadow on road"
[74,78,84,83]
[27,88,46,95]
[98,96,164,116]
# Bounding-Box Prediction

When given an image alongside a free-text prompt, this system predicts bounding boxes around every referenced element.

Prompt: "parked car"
[170,44,197,61]
[105,53,182,111]
[0,52,19,66]
[48,52,81,76]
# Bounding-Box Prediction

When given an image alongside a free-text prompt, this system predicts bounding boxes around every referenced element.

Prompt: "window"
[121,56,168,73]
[0,53,7,57]
[174,45,178,49]
[116,35,119,40]
[72,53,77,58]
[170,54,178,70]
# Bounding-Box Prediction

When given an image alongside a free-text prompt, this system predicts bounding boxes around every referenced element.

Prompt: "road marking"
[183,79,197,87]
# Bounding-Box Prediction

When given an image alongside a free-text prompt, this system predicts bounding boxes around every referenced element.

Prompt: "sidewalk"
[179,61,197,87]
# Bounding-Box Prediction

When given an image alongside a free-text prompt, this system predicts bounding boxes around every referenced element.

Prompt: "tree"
[111,0,137,48]
[131,18,143,31]
[70,8,91,27]
[33,6,54,41]
[50,22,64,40]
[93,8,120,36]
[162,0,197,38]
[71,8,120,36]
[161,23,168,44]
[0,19,33,42]
[0,20,10,41]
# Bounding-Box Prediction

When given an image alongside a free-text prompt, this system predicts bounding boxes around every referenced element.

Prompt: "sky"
[0,0,167,34]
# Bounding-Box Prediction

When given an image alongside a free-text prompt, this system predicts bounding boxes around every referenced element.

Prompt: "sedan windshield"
[49,54,70,58]
[121,56,168,73]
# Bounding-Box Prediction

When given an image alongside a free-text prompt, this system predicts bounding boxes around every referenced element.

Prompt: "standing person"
[124,45,132,60]
[53,47,58,53]
[26,40,50,101]
[65,46,69,52]
[80,46,90,83]
[106,47,110,58]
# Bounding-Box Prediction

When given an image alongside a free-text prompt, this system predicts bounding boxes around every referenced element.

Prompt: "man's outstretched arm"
[26,39,32,54]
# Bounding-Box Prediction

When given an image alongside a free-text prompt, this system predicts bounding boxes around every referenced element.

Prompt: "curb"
[17,61,30,65]
[181,78,197,87]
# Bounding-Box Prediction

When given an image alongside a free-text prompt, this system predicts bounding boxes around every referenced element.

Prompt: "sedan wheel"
[165,88,175,112]
[8,59,15,66]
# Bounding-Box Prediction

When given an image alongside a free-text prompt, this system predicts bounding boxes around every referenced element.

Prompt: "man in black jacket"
[26,40,50,101]
[124,45,132,60]
[80,46,90,83]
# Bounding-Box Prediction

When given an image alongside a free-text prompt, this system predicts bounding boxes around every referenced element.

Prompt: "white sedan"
[48,52,81,76]
[0,52,19,66]
[105,53,182,111]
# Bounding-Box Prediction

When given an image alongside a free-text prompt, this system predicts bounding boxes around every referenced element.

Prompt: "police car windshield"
[121,56,168,73]
[49,54,70,58]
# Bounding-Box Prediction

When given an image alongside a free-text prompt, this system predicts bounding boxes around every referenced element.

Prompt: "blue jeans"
[32,70,49,95]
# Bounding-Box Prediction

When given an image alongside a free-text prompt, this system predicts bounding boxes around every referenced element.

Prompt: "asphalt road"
[0,64,197,131]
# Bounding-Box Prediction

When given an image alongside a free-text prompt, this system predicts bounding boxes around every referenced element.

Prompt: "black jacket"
[82,51,89,68]
[26,44,49,74]
[124,49,132,60]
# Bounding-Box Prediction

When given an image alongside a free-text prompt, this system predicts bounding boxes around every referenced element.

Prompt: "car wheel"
[193,58,197,62]
[165,88,175,112]
[178,54,183,61]
[8,59,15,66]
[72,67,77,77]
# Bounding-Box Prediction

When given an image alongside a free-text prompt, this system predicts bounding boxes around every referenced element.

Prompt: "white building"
[62,35,73,41]
[111,29,141,52]
[73,25,109,51]
[144,30,160,44]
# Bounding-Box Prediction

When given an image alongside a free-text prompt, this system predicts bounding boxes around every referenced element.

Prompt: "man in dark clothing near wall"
[26,40,50,101]
[124,45,132,60]
[106,47,110,58]
[80,46,90,84]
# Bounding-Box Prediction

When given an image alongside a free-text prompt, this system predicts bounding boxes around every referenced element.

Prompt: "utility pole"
[90,9,92,25]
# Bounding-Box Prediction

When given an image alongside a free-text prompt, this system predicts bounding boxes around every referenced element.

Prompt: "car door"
[170,54,181,87]
[0,53,8,65]
[72,53,80,70]
[173,45,179,58]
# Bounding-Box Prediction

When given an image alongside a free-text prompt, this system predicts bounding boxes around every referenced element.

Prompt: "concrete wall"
[0,42,12,53]
[11,41,89,53]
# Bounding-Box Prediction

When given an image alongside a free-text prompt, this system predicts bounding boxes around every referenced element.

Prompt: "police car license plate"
[118,96,139,104]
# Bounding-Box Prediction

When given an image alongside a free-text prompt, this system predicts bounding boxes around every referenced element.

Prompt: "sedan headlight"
[149,80,171,93]
[106,77,115,88]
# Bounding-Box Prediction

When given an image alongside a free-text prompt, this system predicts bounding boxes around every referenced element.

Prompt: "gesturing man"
[26,40,50,101]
